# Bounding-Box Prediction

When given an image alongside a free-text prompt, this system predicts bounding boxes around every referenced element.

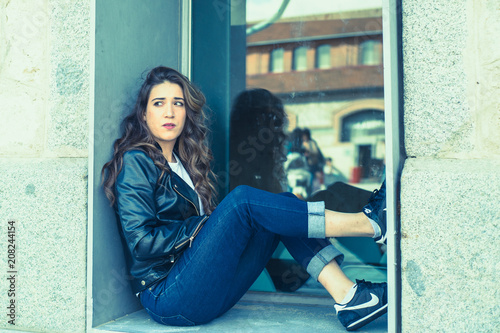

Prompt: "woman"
[302,127,324,175]
[102,66,387,331]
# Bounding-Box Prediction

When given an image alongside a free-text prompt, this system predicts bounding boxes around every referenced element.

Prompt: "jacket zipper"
[173,184,200,216]
[172,184,208,250]
[174,215,209,250]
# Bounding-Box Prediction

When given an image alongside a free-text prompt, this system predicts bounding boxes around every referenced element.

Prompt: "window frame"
[341,109,385,143]
[88,0,403,331]
[359,39,383,65]
[270,47,285,73]
[316,44,331,69]
[292,45,308,71]
[381,0,404,331]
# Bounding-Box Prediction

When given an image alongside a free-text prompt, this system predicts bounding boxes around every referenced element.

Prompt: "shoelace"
[368,189,379,201]
[355,279,380,288]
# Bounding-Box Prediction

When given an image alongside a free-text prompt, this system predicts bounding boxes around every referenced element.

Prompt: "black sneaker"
[363,180,387,244]
[334,279,388,331]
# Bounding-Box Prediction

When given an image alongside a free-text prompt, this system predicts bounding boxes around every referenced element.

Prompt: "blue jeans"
[140,185,343,326]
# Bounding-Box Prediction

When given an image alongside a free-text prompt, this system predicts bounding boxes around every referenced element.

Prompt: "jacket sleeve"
[115,150,198,260]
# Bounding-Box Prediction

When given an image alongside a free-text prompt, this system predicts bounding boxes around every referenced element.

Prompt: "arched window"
[341,110,385,142]
[316,44,331,69]
[270,48,284,73]
[293,46,308,71]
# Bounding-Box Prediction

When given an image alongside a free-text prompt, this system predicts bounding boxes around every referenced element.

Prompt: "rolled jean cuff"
[307,201,325,238]
[306,245,344,281]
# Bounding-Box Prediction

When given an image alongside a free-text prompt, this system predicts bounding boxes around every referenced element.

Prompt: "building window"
[341,110,385,179]
[293,46,308,71]
[359,40,382,65]
[270,48,284,73]
[316,44,331,69]
[341,110,385,142]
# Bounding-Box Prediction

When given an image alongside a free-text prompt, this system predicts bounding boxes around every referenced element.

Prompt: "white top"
[168,153,205,215]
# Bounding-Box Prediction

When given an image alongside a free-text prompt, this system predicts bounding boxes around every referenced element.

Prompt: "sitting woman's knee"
[228,185,256,202]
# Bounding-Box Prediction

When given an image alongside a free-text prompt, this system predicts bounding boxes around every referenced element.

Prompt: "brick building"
[246,9,385,182]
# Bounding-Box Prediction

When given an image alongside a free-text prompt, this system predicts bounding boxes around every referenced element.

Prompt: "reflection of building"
[246,9,384,182]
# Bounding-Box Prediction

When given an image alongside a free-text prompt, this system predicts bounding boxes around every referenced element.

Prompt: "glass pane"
[317,44,331,69]
[234,0,386,297]
[360,39,383,65]
[341,110,385,142]
[293,46,308,71]
[270,48,284,72]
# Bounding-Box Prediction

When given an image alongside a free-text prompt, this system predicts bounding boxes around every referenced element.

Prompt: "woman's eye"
[154,101,163,106]
[174,101,184,106]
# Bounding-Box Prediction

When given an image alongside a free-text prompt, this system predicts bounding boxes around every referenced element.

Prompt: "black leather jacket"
[115,150,208,293]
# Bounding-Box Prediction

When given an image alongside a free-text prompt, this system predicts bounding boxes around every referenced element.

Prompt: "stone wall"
[401,0,500,331]
[0,0,90,332]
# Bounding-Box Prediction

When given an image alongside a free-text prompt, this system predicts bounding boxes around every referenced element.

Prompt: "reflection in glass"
[246,7,384,187]
[341,110,385,142]
[317,44,331,69]
[270,47,284,72]
[239,1,387,296]
[360,39,383,65]
[293,46,308,71]
[229,89,287,194]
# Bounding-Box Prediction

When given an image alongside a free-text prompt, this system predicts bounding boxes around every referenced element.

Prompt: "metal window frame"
[87,1,194,330]
[87,0,96,330]
[87,0,403,330]
[270,47,286,73]
[382,0,404,332]
[181,0,192,79]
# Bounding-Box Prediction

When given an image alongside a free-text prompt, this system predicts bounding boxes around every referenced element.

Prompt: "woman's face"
[144,81,187,156]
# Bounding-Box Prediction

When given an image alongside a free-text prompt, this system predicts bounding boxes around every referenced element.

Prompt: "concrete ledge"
[94,292,388,333]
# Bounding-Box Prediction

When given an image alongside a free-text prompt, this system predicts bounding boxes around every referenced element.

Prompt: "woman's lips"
[163,123,175,129]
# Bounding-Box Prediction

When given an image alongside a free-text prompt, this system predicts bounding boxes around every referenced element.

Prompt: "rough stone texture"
[0,0,90,158]
[0,0,49,157]
[403,0,500,159]
[463,0,500,159]
[47,0,91,156]
[401,158,500,332]
[0,158,88,333]
[402,1,473,158]
[402,1,500,331]
[0,0,91,332]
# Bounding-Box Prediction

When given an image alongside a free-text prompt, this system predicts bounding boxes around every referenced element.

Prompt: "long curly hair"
[229,88,287,193]
[101,66,217,214]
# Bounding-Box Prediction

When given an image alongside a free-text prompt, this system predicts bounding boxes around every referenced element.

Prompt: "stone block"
[47,0,91,156]
[0,0,49,157]
[463,0,500,158]
[0,158,88,333]
[402,1,473,157]
[400,158,500,332]
[0,82,46,157]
